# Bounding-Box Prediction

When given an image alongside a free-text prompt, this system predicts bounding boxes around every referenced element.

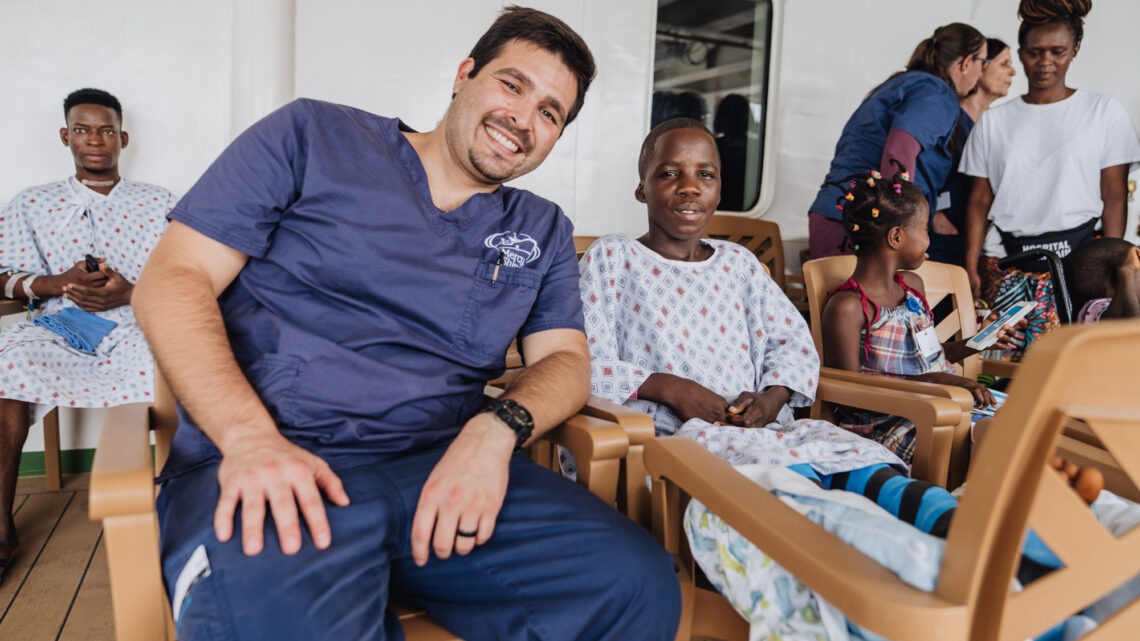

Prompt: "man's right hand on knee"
[214,432,350,556]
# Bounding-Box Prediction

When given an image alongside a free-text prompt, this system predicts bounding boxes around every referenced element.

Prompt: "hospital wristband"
[4,272,27,299]
[21,274,39,301]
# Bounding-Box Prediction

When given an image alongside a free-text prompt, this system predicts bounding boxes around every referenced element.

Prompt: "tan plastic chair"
[88,372,630,641]
[804,256,1018,487]
[647,320,1140,641]
[702,215,786,291]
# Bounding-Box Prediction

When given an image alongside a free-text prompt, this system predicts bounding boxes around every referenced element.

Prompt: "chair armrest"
[89,403,156,521]
[820,367,974,410]
[644,437,968,639]
[980,358,1018,379]
[817,373,966,487]
[578,395,657,528]
[543,412,629,506]
[0,300,25,317]
[578,395,655,446]
[817,377,963,427]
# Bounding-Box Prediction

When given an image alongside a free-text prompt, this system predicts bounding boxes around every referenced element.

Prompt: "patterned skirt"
[978,256,1061,361]
[836,409,916,465]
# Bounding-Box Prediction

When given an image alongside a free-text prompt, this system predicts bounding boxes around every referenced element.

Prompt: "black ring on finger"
[456,528,478,538]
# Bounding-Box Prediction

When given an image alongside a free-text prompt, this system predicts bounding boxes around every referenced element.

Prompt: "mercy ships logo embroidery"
[484,231,541,267]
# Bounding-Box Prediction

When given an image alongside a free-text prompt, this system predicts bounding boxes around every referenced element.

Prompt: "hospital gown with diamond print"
[580,234,911,640]
[0,177,173,422]
[580,234,902,473]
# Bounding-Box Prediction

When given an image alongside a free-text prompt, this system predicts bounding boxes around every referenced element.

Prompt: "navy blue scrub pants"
[157,442,680,641]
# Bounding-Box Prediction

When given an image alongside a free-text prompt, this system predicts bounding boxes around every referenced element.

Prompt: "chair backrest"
[938,321,1140,640]
[702,215,785,291]
[574,236,598,260]
[803,256,981,378]
[576,216,785,285]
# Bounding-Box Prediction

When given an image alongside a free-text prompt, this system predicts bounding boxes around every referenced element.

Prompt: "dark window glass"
[652,0,773,212]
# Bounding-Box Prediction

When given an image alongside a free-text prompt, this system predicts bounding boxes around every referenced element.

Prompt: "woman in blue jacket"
[809,22,987,258]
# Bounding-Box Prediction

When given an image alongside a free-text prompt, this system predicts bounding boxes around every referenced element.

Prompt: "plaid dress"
[832,276,956,464]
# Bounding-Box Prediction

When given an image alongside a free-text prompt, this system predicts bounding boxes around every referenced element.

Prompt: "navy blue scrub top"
[161,99,584,477]
[809,71,960,220]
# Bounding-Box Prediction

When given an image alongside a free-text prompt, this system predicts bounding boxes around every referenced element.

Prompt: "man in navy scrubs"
[133,7,679,641]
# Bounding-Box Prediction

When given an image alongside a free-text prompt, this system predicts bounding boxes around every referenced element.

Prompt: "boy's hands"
[638,373,728,423]
[725,386,790,428]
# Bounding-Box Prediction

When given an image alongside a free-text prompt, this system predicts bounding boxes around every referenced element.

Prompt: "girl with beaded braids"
[807,22,987,259]
[819,163,1021,464]
[961,0,1140,360]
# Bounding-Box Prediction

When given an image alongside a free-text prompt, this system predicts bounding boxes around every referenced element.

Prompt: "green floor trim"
[18,448,97,477]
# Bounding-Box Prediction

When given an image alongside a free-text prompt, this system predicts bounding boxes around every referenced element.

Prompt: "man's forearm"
[499,348,590,443]
[133,264,279,452]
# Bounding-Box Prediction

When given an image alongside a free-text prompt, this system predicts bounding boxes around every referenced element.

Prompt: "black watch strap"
[480,398,534,450]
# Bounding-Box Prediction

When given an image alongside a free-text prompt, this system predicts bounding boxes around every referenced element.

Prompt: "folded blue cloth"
[33,307,118,353]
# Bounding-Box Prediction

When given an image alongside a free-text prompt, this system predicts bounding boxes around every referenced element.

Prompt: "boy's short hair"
[467,5,596,126]
[637,117,716,180]
[63,88,122,123]
[1063,238,1136,311]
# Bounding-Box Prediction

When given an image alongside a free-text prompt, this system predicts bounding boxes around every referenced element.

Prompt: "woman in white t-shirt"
[960,0,1140,358]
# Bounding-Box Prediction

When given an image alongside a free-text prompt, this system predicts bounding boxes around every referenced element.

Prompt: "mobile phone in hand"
[966,301,1035,350]
[85,254,100,273]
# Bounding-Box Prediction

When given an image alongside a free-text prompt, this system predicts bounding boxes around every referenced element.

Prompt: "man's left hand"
[62,266,134,311]
[410,412,515,566]
[725,386,790,428]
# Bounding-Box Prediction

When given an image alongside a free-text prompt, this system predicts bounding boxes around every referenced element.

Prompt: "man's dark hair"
[1063,238,1134,311]
[638,118,716,181]
[63,88,122,123]
[467,5,596,127]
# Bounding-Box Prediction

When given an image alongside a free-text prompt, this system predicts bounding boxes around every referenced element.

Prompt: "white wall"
[0,0,236,451]
[3,0,1139,452]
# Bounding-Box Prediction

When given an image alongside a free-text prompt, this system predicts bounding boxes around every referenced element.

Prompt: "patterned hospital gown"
[580,235,905,639]
[0,177,173,421]
[580,235,903,475]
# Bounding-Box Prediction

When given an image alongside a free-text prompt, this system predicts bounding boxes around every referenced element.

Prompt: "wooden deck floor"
[1,474,113,641]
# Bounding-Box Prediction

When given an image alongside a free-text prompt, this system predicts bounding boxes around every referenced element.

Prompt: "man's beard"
[468,148,521,183]
[467,115,534,183]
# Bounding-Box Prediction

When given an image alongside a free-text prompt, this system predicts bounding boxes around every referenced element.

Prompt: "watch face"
[501,402,531,426]
[491,399,533,447]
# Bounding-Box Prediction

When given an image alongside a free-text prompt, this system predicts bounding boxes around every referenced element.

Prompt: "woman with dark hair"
[808,22,987,259]
[961,0,1140,358]
[929,37,1017,265]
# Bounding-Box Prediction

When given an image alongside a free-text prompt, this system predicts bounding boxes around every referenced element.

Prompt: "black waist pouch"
[997,217,1098,271]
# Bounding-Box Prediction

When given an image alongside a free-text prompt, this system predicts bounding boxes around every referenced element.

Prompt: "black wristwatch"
[480,399,534,451]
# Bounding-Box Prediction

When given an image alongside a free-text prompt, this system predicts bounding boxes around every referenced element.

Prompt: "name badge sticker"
[912,321,941,359]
